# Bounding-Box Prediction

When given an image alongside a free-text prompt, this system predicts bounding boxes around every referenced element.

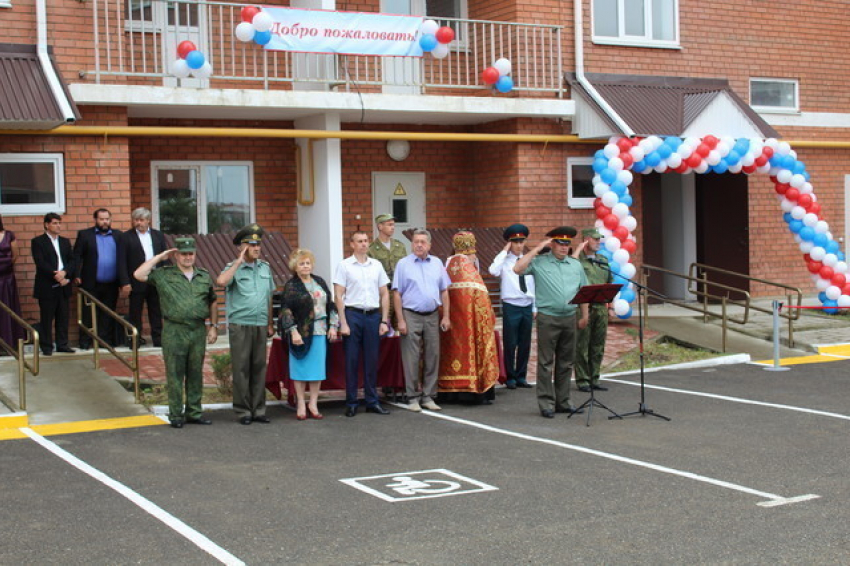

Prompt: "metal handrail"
[688,263,803,347]
[0,300,39,411]
[76,289,141,403]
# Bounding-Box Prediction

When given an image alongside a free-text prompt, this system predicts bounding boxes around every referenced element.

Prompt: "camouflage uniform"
[147,265,217,422]
[575,252,613,388]
[368,238,407,326]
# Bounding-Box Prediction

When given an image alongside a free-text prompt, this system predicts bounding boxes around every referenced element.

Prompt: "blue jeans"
[343,309,381,407]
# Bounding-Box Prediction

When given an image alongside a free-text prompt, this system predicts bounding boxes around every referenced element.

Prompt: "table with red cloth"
[266,333,506,405]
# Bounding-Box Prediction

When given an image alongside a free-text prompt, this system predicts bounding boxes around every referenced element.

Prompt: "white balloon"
[603,144,619,158]
[638,139,654,153]
[592,174,601,184]
[645,136,662,150]
[420,19,439,35]
[622,216,637,231]
[694,162,709,174]
[593,183,610,197]
[653,162,668,173]
[683,137,700,149]
[235,21,256,42]
[815,220,829,234]
[728,163,743,174]
[803,213,819,227]
[190,61,213,79]
[493,57,512,76]
[835,261,848,274]
[613,249,630,265]
[629,146,645,162]
[800,241,814,253]
[720,136,735,149]
[612,203,630,219]
[801,182,813,194]
[608,157,624,171]
[838,295,850,308]
[706,150,721,166]
[816,278,831,291]
[677,145,693,159]
[431,43,450,58]
[810,246,826,261]
[599,227,612,238]
[790,174,805,188]
[594,219,605,228]
[604,237,621,252]
[777,141,792,155]
[790,206,806,220]
[757,163,772,174]
[823,253,838,267]
[780,199,794,213]
[740,152,755,167]
[777,169,793,184]
[789,149,797,159]
[715,142,730,157]
[765,138,779,150]
[769,166,780,176]
[613,299,630,316]
[621,263,636,279]
[666,153,682,168]
[252,11,274,32]
[616,170,633,185]
[601,191,619,207]
[171,58,191,78]
[826,285,842,300]
[794,234,802,243]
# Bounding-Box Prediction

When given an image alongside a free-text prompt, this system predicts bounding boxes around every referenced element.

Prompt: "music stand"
[567,283,623,426]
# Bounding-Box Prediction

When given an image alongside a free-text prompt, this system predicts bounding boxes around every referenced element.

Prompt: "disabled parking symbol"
[340,469,498,502]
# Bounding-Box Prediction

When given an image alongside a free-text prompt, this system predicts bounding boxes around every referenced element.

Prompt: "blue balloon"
[725,150,741,165]
[799,226,815,241]
[600,168,617,185]
[665,136,683,149]
[419,33,438,51]
[734,139,750,153]
[595,149,605,159]
[656,144,672,159]
[792,161,806,175]
[608,261,622,274]
[253,30,272,45]
[620,288,636,303]
[620,194,633,206]
[827,240,840,254]
[644,152,661,167]
[713,161,728,174]
[788,219,804,233]
[823,299,839,314]
[592,158,608,173]
[632,160,646,172]
[610,180,626,196]
[495,76,513,93]
[598,249,613,261]
[617,307,633,320]
[781,155,796,170]
[818,292,828,303]
[813,233,829,248]
[782,212,793,223]
[803,171,811,182]
[185,50,205,69]
[769,155,782,167]
[839,252,846,261]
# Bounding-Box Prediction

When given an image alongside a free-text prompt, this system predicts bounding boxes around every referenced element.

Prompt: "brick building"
[0,0,848,331]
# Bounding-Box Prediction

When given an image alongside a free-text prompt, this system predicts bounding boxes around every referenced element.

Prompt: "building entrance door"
[372,171,426,253]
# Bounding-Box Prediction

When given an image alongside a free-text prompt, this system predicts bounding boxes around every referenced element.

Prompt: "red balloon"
[481,67,499,85]
[798,194,813,208]
[613,226,629,241]
[622,239,637,254]
[435,26,455,44]
[695,143,711,158]
[603,214,619,230]
[807,261,822,274]
[702,135,718,148]
[177,40,197,59]
[754,156,768,167]
[843,283,850,296]
[616,138,633,152]
[803,253,812,263]
[809,202,821,215]
[742,165,757,174]
[774,183,788,195]
[784,187,800,201]
[686,154,702,168]
[832,273,846,288]
[241,5,261,23]
[762,146,774,158]
[674,164,689,174]
[820,266,835,280]
[593,198,603,208]
[596,205,611,219]
[619,152,634,169]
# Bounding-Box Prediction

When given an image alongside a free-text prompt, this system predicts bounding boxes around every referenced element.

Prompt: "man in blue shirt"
[74,208,123,349]
[392,229,451,412]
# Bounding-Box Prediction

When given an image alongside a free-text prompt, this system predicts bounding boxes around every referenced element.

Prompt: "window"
[152,162,254,234]
[568,157,595,209]
[125,0,199,28]
[0,154,65,215]
[750,78,799,113]
[592,0,679,48]
[426,0,468,45]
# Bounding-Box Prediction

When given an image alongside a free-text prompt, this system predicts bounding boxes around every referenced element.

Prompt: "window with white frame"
[750,78,799,113]
[152,162,254,234]
[0,154,65,215]
[568,157,595,209]
[592,0,679,48]
[125,0,199,28]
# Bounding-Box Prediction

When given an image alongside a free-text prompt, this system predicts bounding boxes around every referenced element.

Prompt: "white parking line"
[603,379,850,421]
[395,407,819,508]
[20,428,245,566]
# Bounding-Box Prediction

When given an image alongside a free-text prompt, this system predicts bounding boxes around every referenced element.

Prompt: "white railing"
[90,0,564,96]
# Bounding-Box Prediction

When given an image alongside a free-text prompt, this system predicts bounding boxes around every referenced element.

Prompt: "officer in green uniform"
[574,227,613,392]
[367,213,407,330]
[134,237,218,429]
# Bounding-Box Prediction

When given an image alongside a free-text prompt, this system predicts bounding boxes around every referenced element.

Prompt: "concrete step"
[0,357,150,426]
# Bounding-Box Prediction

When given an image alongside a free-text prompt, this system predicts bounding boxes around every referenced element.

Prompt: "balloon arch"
[590,135,847,319]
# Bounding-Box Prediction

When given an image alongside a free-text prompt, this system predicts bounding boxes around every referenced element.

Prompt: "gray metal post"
[764,300,790,372]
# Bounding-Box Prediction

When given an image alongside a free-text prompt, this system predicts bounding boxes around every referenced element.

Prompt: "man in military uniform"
[368,213,407,331]
[217,224,276,425]
[573,227,613,393]
[134,237,218,429]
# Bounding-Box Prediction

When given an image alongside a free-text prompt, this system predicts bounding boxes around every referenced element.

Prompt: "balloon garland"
[235,5,275,46]
[418,19,454,59]
[170,40,212,79]
[482,57,513,94]
[592,135,847,318]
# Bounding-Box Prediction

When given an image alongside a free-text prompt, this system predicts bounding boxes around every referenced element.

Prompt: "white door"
[380,0,423,94]
[372,172,426,253]
[159,1,208,88]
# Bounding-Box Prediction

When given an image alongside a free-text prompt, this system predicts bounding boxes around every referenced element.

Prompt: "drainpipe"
[573,0,634,138]
[36,0,76,124]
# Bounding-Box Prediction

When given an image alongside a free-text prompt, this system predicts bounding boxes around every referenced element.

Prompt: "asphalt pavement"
[2,357,848,564]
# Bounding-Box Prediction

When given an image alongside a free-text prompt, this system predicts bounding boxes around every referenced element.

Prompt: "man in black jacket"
[73,208,122,348]
[31,212,76,355]
[118,207,167,347]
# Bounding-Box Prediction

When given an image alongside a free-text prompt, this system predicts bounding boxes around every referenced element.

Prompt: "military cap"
[374,213,395,224]
[582,227,603,239]
[503,223,529,242]
[174,237,196,252]
[233,223,265,246]
[545,226,577,245]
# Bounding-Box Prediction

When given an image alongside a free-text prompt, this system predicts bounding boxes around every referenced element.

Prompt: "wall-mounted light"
[386,140,410,162]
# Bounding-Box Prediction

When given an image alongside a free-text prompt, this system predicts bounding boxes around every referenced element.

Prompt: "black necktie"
[519,274,527,293]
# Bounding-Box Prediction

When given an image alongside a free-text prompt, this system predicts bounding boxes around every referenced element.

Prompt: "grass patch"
[139,384,233,408]
[604,337,722,373]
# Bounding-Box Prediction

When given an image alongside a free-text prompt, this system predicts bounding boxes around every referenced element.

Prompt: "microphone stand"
[587,258,671,422]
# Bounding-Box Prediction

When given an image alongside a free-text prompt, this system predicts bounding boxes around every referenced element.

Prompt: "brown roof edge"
[0,43,80,126]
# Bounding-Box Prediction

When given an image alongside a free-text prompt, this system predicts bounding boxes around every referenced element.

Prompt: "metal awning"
[0,43,79,129]
[567,73,779,140]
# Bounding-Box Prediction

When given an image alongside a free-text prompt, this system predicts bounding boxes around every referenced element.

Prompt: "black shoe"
[56,346,75,353]
[78,344,91,351]
[239,416,252,425]
[540,409,555,418]
[41,349,53,357]
[591,384,608,391]
[366,404,390,415]
[505,380,517,390]
[577,385,591,392]
[186,417,212,425]
[252,415,271,423]
[556,404,584,415]
[170,420,184,429]
[515,381,533,388]
[345,406,358,417]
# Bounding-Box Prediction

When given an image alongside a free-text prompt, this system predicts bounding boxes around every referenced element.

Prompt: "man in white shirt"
[334,231,392,417]
[488,223,535,389]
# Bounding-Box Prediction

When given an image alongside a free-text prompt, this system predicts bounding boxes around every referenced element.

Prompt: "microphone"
[586,257,607,266]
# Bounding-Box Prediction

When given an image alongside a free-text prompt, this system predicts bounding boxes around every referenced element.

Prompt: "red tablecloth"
[266,333,506,405]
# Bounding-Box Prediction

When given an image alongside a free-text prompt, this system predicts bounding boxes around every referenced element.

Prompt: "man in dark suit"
[118,207,167,347]
[73,208,123,349]
[31,212,76,356]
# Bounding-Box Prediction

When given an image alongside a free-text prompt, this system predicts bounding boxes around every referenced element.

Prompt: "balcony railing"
[90,0,564,96]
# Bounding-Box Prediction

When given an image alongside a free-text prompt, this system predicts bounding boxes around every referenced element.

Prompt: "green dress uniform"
[575,251,613,388]
[147,264,217,423]
[368,237,407,327]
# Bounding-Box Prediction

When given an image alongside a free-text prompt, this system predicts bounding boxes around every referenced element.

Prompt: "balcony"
[89,0,565,98]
